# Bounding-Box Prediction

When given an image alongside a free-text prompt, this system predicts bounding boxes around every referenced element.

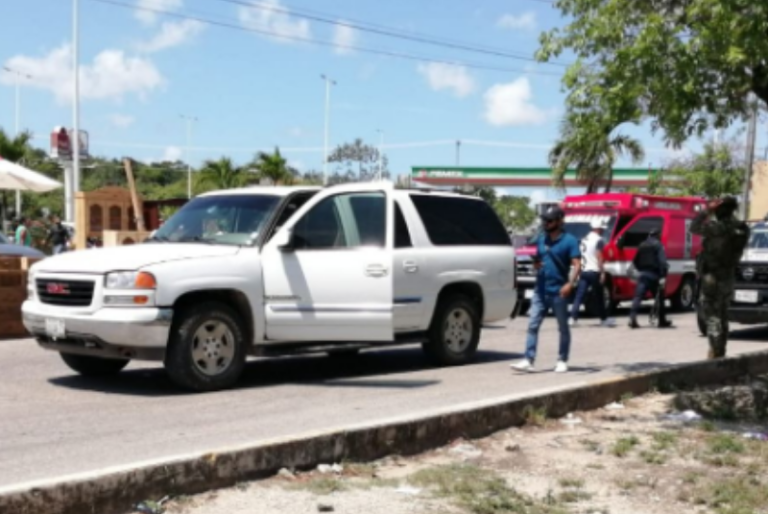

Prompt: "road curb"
[4,350,768,514]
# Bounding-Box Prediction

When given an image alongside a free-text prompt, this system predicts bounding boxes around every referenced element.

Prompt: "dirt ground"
[152,391,768,514]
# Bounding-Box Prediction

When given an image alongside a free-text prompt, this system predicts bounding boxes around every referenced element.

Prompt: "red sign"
[50,127,72,160]
[46,283,70,295]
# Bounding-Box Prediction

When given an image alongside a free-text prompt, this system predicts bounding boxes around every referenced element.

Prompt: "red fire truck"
[516,193,707,315]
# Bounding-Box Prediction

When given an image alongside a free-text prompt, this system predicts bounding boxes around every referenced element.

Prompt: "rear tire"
[585,281,613,318]
[165,301,247,392]
[672,276,695,312]
[422,294,481,366]
[60,353,130,376]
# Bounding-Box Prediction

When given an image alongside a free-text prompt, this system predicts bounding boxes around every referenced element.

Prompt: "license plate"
[524,289,534,300]
[734,290,759,304]
[45,318,66,338]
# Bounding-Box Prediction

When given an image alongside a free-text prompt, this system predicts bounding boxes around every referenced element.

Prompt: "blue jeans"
[630,272,667,323]
[525,291,571,363]
[571,271,606,321]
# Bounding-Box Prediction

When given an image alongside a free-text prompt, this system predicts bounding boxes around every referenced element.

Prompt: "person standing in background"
[15,217,31,247]
[691,197,749,359]
[570,219,616,327]
[629,228,672,329]
[46,215,70,255]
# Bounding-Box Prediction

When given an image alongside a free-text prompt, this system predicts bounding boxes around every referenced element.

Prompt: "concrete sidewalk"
[1,311,766,490]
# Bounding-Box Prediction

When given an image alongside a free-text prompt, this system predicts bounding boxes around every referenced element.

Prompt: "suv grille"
[36,278,95,307]
[736,264,768,284]
[516,257,536,278]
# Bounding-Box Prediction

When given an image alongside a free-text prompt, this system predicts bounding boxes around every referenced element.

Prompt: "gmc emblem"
[46,283,70,295]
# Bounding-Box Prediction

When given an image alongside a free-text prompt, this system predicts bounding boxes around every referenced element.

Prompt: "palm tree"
[549,117,645,193]
[253,147,297,186]
[0,128,33,220]
[197,157,249,191]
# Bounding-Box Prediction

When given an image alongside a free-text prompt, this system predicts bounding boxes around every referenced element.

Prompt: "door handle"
[365,264,389,278]
[403,260,419,273]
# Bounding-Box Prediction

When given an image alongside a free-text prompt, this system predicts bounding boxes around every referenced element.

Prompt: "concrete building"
[749,161,768,221]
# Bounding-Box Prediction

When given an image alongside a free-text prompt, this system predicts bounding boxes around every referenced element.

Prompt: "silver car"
[0,233,45,258]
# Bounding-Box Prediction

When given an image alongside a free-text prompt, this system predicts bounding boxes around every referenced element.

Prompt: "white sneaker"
[569,318,577,327]
[600,318,617,328]
[554,361,569,373]
[511,359,534,372]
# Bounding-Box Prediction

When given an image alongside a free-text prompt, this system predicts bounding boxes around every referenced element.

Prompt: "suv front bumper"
[22,301,173,360]
[728,306,768,325]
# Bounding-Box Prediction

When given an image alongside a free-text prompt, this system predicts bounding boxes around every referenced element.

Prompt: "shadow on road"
[48,347,520,397]
[729,325,768,342]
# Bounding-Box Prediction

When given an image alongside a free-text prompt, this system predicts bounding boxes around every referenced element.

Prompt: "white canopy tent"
[0,157,62,220]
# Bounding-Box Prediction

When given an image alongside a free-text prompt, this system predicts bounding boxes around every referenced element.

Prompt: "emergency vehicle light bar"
[563,201,620,208]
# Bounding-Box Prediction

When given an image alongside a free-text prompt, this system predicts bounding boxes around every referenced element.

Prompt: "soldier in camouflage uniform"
[691,197,750,359]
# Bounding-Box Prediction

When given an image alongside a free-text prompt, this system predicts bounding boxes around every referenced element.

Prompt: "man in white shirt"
[570,219,616,327]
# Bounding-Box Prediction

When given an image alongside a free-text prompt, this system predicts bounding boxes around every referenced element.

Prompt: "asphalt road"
[2,309,767,490]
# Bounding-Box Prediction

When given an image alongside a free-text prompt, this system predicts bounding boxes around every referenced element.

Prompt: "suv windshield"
[748,228,768,249]
[151,194,281,246]
[564,213,617,243]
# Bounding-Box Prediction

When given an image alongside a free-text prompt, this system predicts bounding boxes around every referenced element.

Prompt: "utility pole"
[455,140,461,166]
[180,115,198,198]
[3,66,32,217]
[321,75,336,186]
[71,0,81,224]
[741,97,758,220]
[377,129,384,181]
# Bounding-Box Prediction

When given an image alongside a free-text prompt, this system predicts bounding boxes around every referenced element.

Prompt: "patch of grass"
[586,463,605,470]
[652,431,678,451]
[640,450,667,465]
[694,476,768,514]
[707,434,745,455]
[342,462,377,477]
[701,454,741,468]
[557,489,592,503]
[557,477,584,489]
[683,471,703,485]
[611,435,640,458]
[698,420,717,432]
[293,477,348,496]
[620,392,634,403]
[410,465,567,514]
[523,405,548,427]
[580,439,600,453]
[615,479,636,493]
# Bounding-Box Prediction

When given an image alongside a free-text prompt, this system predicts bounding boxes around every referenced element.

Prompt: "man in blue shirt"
[512,206,581,373]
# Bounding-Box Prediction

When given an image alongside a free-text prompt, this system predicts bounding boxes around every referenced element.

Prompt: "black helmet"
[540,205,565,222]
[716,196,739,217]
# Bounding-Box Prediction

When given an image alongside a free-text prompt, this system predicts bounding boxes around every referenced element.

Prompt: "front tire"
[422,294,481,366]
[165,302,247,392]
[672,276,695,312]
[60,353,130,376]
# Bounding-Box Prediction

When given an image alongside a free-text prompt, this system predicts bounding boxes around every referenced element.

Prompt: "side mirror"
[616,235,625,249]
[273,229,294,251]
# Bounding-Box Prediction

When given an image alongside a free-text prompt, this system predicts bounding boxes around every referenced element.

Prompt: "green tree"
[495,196,537,233]
[328,138,390,181]
[549,114,645,193]
[537,0,768,147]
[665,141,744,198]
[253,148,296,186]
[198,157,251,191]
[0,128,33,220]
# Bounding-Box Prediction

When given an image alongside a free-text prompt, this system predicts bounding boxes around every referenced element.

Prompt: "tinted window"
[293,192,386,250]
[395,203,412,248]
[275,192,316,229]
[621,216,664,247]
[410,195,510,246]
[564,214,617,244]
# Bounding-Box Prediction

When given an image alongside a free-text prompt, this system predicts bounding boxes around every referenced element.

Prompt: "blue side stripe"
[394,297,422,304]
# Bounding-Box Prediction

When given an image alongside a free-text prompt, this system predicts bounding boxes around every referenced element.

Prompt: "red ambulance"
[516,193,707,315]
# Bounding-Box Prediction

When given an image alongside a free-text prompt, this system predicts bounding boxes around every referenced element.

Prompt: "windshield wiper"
[145,234,169,243]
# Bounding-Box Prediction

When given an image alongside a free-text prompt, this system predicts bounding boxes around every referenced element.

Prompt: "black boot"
[628,319,640,329]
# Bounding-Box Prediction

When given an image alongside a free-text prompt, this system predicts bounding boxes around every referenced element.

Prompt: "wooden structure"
[75,187,151,249]
[0,256,40,339]
[103,230,150,247]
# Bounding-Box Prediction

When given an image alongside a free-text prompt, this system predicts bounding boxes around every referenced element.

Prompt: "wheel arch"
[171,289,255,349]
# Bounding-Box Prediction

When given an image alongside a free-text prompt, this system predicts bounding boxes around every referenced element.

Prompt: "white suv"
[22,183,517,391]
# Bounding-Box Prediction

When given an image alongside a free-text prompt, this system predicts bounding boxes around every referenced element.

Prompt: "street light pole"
[3,66,32,217]
[321,74,336,186]
[71,0,81,224]
[180,115,198,198]
[377,129,384,181]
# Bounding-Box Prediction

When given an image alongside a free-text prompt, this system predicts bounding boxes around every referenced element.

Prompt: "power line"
[88,0,564,76]
[211,0,568,67]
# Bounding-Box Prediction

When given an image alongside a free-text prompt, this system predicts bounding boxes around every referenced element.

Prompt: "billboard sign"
[50,127,89,160]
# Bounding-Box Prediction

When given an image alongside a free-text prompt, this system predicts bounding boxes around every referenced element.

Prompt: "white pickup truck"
[23,183,517,391]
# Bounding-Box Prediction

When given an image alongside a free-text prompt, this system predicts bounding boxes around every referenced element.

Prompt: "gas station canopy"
[410,167,658,188]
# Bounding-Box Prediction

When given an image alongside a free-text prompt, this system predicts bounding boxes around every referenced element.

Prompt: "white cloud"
[483,77,551,126]
[1,44,164,104]
[497,12,537,31]
[417,63,476,98]
[110,114,135,128]
[135,0,183,25]
[238,0,311,43]
[138,19,204,53]
[333,22,358,54]
[163,146,183,162]
[529,189,548,206]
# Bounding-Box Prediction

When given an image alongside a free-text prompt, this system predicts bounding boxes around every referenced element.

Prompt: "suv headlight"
[27,270,36,300]
[105,271,157,289]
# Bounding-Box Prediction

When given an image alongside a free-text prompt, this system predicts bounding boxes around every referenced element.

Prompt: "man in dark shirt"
[629,228,671,328]
[46,215,70,254]
[511,206,581,373]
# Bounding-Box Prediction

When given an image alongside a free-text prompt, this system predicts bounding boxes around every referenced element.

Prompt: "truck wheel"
[672,276,695,312]
[60,353,130,376]
[165,302,247,392]
[585,282,613,317]
[423,294,481,366]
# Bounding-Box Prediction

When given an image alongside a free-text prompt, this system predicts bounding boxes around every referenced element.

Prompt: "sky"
[0,0,763,204]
